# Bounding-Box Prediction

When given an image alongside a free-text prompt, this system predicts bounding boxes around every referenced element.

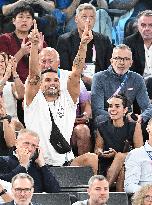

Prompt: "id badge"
[82,63,95,78]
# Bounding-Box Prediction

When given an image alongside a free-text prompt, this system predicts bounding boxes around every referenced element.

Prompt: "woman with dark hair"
[71,94,143,191]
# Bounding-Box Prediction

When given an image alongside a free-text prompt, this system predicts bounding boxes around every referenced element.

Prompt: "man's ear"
[75,16,78,24]
[110,57,113,64]
[129,59,133,67]
[87,187,90,196]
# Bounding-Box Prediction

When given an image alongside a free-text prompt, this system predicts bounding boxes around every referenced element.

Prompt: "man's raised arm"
[25,20,41,106]
[67,23,93,103]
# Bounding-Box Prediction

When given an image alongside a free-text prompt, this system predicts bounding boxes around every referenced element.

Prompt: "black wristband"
[0,189,7,196]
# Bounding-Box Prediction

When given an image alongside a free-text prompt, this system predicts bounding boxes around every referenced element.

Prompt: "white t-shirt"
[24,89,76,166]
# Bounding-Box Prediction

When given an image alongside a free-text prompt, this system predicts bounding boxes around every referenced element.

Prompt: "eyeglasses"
[22,141,38,149]
[113,57,131,62]
[144,195,152,201]
[14,187,33,194]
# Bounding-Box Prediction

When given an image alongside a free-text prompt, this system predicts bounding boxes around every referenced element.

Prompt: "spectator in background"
[0,53,24,118]
[0,4,45,83]
[71,94,143,191]
[124,10,152,111]
[0,5,46,125]
[125,118,152,194]
[4,173,40,205]
[1,1,56,47]
[124,10,152,78]
[108,0,152,45]
[57,3,112,90]
[0,129,60,193]
[132,184,152,205]
[91,44,152,127]
[57,0,108,33]
[39,47,92,156]
[72,175,109,205]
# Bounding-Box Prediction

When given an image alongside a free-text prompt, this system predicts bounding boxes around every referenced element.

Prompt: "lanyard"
[57,67,60,78]
[92,44,96,63]
[144,145,152,160]
[113,74,128,96]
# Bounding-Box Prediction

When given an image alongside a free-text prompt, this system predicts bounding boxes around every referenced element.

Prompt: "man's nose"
[45,62,51,68]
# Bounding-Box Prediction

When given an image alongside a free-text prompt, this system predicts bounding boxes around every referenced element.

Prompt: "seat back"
[48,166,94,192]
[108,192,128,205]
[32,193,71,205]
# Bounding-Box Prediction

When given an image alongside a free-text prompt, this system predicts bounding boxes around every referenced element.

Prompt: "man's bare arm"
[2,0,25,16]
[67,23,93,103]
[62,0,80,21]
[109,0,139,10]
[25,20,41,106]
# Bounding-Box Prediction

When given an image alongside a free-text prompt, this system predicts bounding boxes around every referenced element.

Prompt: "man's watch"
[0,189,7,196]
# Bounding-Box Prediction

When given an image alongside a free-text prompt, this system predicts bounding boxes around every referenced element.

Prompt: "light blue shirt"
[124,141,152,193]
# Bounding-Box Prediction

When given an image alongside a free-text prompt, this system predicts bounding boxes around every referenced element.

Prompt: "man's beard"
[43,88,60,97]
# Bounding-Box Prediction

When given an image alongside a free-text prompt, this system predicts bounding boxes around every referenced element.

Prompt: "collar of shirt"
[144,141,152,152]
[144,44,152,77]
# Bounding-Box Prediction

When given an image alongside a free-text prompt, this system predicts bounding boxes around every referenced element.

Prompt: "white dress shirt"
[124,141,152,193]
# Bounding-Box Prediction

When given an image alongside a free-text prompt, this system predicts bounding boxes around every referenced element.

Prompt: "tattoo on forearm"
[73,54,85,68]
[28,75,41,85]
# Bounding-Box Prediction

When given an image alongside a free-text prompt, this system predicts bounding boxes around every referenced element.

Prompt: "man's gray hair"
[88,175,108,188]
[137,10,152,19]
[17,128,39,141]
[39,47,60,61]
[76,3,96,16]
[113,44,131,52]
[12,173,34,187]
[112,44,132,59]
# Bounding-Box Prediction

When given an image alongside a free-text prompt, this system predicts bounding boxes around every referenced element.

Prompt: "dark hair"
[41,68,57,75]
[12,4,34,19]
[110,94,128,108]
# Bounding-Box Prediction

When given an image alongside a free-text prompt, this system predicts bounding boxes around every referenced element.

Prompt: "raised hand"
[21,38,31,56]
[8,56,17,76]
[16,147,31,168]
[28,19,40,46]
[35,147,45,167]
[38,32,44,52]
[81,22,93,45]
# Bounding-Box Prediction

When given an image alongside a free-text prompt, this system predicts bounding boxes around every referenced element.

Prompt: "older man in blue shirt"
[91,44,152,126]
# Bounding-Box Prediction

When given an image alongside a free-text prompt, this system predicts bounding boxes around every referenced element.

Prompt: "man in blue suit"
[0,129,60,193]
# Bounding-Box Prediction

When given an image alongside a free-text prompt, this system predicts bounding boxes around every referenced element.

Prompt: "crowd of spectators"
[0,1,152,205]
